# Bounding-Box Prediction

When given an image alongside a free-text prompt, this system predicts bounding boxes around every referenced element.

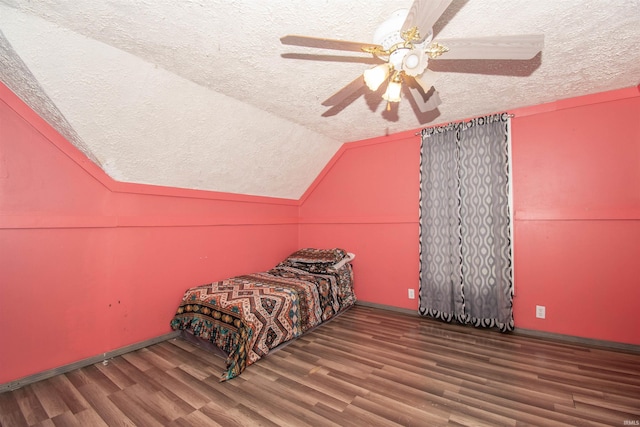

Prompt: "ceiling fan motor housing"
[373,9,409,49]
[373,9,432,76]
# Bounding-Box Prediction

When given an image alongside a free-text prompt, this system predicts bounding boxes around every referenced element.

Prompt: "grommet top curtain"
[418,113,514,332]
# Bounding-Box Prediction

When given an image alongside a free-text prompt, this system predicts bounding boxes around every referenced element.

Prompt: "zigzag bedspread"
[170,248,356,380]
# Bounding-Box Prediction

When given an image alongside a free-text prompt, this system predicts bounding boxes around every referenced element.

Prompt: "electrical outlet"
[536,305,546,319]
[408,289,415,299]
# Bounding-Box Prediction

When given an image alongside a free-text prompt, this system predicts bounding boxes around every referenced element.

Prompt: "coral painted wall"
[0,83,299,384]
[298,131,422,310]
[299,87,640,345]
[510,91,640,343]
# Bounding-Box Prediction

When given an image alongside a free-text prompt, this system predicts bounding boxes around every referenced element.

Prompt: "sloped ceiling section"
[0,29,100,165]
[0,3,343,199]
[1,1,639,199]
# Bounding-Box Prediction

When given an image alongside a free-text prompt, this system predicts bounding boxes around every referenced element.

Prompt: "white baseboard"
[0,331,180,394]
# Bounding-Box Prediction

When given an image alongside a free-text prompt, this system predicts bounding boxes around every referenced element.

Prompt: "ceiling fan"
[280,0,544,117]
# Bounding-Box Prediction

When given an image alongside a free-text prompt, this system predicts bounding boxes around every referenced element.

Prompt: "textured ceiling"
[1,0,639,199]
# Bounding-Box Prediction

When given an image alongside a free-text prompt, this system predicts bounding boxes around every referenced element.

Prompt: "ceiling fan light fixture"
[405,54,419,69]
[382,77,402,103]
[402,48,428,76]
[363,63,391,91]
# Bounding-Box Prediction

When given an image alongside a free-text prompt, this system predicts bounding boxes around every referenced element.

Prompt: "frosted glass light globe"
[405,54,419,69]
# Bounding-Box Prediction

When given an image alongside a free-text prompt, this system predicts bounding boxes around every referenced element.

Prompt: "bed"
[169,248,356,380]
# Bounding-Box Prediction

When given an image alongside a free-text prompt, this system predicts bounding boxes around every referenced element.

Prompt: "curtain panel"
[418,113,514,332]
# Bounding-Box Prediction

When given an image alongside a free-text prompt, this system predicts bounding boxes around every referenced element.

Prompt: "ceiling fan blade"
[280,53,383,64]
[406,77,442,113]
[413,69,439,93]
[401,0,453,41]
[322,74,365,107]
[280,35,382,53]
[433,34,545,60]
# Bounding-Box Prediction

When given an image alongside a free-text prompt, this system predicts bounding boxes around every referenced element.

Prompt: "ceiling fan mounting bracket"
[425,42,449,59]
[401,27,423,45]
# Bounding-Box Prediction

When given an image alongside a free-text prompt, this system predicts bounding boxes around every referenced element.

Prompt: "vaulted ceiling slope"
[1,1,639,199]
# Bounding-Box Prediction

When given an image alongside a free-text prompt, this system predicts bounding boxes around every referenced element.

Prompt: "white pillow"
[331,252,355,270]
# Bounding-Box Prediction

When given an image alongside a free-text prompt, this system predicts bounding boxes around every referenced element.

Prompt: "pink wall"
[510,91,640,343]
[300,87,640,345]
[298,132,422,310]
[0,83,299,384]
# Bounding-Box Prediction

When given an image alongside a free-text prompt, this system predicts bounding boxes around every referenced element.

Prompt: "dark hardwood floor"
[1,305,639,426]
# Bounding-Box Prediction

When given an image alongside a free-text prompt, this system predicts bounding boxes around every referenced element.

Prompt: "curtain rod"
[414,112,515,136]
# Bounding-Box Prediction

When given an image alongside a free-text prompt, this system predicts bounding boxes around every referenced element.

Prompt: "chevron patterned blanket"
[170,248,355,380]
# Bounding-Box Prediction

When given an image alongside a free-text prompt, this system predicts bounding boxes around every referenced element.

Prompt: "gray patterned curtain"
[418,113,514,332]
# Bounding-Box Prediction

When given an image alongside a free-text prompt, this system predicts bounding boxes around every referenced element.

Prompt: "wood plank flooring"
[1,305,639,426]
